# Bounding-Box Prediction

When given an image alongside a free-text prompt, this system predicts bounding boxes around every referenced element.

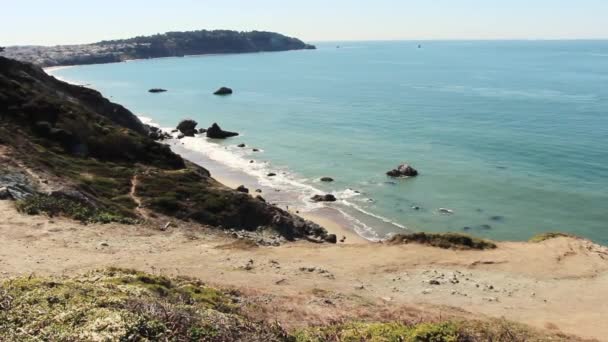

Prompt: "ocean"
[51,40,608,244]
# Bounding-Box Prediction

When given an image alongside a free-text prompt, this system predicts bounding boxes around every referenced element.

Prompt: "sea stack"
[176,119,198,137]
[206,123,239,139]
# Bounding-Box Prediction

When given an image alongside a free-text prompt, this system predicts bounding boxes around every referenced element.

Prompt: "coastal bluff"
[0,30,316,67]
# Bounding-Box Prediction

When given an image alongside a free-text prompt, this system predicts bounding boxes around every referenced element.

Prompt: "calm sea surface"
[54,41,608,244]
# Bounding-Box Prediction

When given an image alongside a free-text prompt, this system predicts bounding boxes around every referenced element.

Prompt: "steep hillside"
[0,56,327,241]
[1,30,316,67]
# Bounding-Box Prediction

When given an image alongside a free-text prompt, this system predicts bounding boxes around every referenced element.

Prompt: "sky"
[2,0,607,46]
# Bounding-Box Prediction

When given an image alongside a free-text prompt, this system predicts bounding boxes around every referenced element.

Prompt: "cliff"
[0,56,326,241]
[0,30,316,67]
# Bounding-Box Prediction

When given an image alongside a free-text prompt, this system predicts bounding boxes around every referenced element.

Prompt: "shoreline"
[174,142,372,244]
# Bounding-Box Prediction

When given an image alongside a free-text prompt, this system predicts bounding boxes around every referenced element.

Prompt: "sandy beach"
[1,200,607,340]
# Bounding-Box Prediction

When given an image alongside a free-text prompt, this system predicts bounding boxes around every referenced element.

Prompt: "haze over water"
[54,41,608,244]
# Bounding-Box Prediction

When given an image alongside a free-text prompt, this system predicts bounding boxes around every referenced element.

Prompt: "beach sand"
[213,173,369,244]
[1,200,607,340]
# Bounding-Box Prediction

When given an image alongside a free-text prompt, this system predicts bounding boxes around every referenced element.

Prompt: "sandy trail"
[0,201,607,340]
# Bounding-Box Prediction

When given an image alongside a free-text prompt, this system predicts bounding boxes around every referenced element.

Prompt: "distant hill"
[0,30,316,67]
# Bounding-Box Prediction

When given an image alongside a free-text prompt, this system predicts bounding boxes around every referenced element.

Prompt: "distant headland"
[0,30,316,67]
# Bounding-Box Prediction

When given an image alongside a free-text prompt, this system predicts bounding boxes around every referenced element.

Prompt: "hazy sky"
[2,0,607,46]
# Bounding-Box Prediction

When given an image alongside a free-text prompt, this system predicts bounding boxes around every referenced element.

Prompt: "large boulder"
[311,194,337,203]
[206,123,239,139]
[214,87,233,95]
[177,119,198,137]
[386,164,418,177]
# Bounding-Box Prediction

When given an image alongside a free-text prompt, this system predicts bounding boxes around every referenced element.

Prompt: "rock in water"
[148,88,167,93]
[320,177,334,182]
[236,185,249,194]
[206,123,239,139]
[177,119,198,137]
[311,194,337,202]
[386,163,419,177]
[214,87,233,95]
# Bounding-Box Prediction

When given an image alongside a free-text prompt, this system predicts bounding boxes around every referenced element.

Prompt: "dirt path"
[0,201,607,340]
[129,174,148,220]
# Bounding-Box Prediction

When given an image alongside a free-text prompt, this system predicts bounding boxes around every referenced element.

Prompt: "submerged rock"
[148,88,167,93]
[214,87,233,95]
[311,194,337,203]
[386,163,418,178]
[177,119,198,137]
[206,123,239,139]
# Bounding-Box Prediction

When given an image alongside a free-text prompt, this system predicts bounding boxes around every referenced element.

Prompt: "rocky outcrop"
[177,119,198,137]
[386,164,419,177]
[236,185,249,194]
[311,194,337,203]
[206,123,239,139]
[214,87,233,96]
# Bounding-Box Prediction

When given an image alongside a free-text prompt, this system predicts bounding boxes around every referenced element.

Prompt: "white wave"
[138,115,410,239]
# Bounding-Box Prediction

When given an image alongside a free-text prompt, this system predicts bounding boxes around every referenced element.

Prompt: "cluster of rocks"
[146,120,240,141]
[226,229,287,247]
[147,126,172,141]
[386,163,418,178]
[299,266,335,279]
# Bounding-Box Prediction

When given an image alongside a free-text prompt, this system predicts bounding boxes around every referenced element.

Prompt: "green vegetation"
[387,232,497,250]
[15,194,136,224]
[529,232,578,243]
[0,268,287,341]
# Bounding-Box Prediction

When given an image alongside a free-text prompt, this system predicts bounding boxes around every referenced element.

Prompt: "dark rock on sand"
[148,88,167,93]
[256,195,266,202]
[255,189,262,193]
[387,163,418,177]
[177,119,198,137]
[324,234,338,244]
[267,173,277,177]
[214,87,233,95]
[206,123,239,139]
[198,128,207,134]
[236,185,249,194]
[177,133,185,139]
[320,177,334,182]
[311,194,337,203]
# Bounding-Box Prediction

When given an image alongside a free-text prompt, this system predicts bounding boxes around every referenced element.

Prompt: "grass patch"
[387,232,497,250]
[16,194,136,224]
[529,232,578,243]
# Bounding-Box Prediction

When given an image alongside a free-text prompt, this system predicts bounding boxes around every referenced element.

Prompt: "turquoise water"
[54,41,608,244]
